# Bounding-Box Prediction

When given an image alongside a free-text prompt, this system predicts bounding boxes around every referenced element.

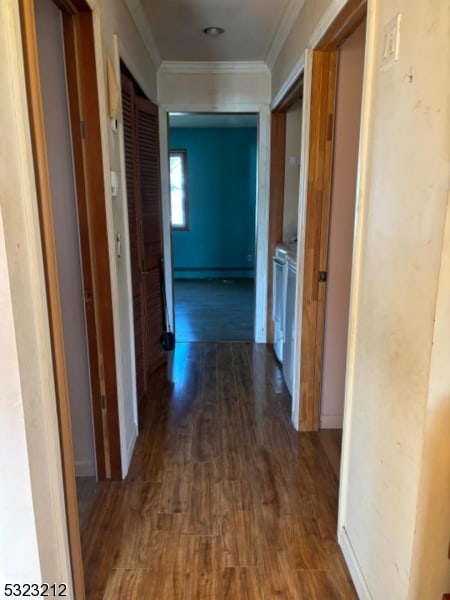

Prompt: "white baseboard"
[338,527,372,599]
[320,414,343,428]
[122,422,138,479]
[74,460,96,477]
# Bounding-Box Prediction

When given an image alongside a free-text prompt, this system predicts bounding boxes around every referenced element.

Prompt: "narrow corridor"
[82,343,356,599]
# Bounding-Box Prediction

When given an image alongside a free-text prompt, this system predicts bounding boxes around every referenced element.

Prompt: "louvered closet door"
[135,96,165,373]
[121,75,147,400]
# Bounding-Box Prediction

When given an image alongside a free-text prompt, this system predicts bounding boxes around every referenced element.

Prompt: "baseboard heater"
[173,267,254,272]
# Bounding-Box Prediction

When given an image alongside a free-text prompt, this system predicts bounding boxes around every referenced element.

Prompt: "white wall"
[158,65,270,106]
[409,189,450,599]
[0,0,72,590]
[0,209,41,587]
[35,0,96,477]
[320,21,365,429]
[339,1,449,596]
[98,0,157,100]
[273,0,450,597]
[271,0,342,100]
[283,98,302,241]
[94,0,160,475]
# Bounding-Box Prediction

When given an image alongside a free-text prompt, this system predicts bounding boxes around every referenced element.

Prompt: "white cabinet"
[272,246,288,362]
[283,256,297,396]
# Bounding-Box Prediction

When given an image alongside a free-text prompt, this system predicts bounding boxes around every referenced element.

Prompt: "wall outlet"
[381,14,401,70]
[247,254,253,262]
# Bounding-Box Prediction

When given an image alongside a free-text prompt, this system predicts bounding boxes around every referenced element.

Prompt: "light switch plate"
[110,170,119,197]
[381,13,401,70]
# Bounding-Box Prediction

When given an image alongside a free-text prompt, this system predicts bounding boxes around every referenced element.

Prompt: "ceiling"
[133,0,303,64]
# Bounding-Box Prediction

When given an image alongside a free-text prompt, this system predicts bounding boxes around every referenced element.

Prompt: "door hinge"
[80,120,86,139]
[318,271,327,283]
[100,394,106,409]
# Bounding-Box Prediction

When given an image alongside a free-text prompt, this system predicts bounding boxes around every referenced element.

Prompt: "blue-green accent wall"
[170,127,257,279]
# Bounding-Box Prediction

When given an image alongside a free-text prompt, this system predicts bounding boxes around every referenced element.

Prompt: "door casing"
[19,0,123,596]
[158,103,271,343]
[290,0,368,431]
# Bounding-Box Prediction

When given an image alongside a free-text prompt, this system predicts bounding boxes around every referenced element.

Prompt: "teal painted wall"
[170,127,257,279]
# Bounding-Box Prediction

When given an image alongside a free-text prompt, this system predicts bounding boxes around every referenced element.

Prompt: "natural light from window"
[170,151,187,229]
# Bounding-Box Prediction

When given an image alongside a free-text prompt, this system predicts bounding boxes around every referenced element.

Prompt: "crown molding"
[124,0,161,70]
[158,61,270,75]
[265,0,306,70]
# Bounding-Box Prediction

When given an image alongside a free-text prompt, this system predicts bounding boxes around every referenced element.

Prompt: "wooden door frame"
[267,77,303,342]
[61,2,122,481]
[295,0,367,431]
[19,0,122,596]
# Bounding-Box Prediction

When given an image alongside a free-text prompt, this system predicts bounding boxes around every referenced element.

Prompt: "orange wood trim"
[317,0,367,50]
[61,12,108,480]
[18,1,85,597]
[267,113,286,342]
[299,50,337,431]
[77,12,122,480]
[296,0,367,431]
[53,0,91,12]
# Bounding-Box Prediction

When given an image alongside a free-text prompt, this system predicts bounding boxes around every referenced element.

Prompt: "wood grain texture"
[61,10,108,481]
[121,74,147,402]
[18,2,89,596]
[318,429,342,481]
[299,50,337,432]
[76,11,121,478]
[122,76,166,388]
[82,342,356,599]
[317,0,367,51]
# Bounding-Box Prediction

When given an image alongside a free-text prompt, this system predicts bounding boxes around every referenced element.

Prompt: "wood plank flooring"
[76,476,98,531]
[174,279,254,342]
[317,430,343,481]
[82,342,356,599]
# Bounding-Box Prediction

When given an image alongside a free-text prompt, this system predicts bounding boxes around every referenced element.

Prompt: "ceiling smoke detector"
[203,26,224,37]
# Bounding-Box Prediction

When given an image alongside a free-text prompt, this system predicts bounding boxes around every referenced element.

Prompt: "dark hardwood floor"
[174,279,254,342]
[82,342,356,599]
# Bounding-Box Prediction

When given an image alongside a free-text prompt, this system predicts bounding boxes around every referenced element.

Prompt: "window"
[169,149,188,229]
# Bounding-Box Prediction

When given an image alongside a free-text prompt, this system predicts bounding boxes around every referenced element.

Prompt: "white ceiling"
[169,113,258,128]
[135,0,303,64]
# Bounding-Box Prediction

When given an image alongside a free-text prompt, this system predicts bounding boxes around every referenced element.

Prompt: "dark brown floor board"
[82,342,356,599]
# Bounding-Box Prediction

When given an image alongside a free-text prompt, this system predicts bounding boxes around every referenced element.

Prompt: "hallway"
[82,342,356,599]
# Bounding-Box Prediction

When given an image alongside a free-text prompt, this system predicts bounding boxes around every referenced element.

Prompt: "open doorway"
[168,113,258,342]
[33,0,98,529]
[269,2,367,485]
[20,0,122,594]
[318,19,367,478]
[287,2,367,486]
